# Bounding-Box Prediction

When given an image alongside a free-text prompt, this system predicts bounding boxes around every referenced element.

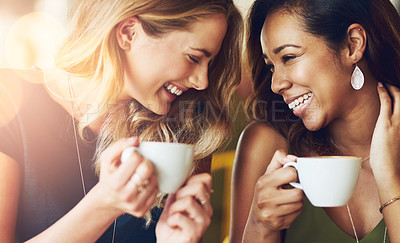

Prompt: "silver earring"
[351,64,364,90]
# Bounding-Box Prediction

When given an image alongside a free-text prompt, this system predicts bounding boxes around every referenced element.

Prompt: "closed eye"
[282,55,296,63]
[188,55,199,64]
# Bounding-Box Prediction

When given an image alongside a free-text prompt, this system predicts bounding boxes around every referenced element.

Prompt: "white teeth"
[288,92,312,110]
[164,83,183,96]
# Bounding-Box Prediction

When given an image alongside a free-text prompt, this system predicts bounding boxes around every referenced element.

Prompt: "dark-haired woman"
[230,0,400,242]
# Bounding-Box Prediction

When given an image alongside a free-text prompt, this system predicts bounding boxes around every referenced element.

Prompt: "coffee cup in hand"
[121,142,193,193]
[283,156,361,207]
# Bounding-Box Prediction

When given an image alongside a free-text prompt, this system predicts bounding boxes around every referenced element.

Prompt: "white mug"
[283,156,361,207]
[121,142,193,193]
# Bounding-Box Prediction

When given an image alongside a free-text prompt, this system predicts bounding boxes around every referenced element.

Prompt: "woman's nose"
[189,65,209,90]
[270,70,292,94]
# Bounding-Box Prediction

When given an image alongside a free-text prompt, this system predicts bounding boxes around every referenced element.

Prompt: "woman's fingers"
[175,173,213,216]
[176,173,212,198]
[168,195,211,224]
[100,137,139,164]
[109,151,144,190]
[249,151,304,231]
[124,175,158,216]
[99,137,138,175]
[166,212,204,241]
[164,195,211,242]
[259,166,299,190]
[97,137,159,217]
[377,82,393,119]
[385,83,400,117]
[265,149,297,175]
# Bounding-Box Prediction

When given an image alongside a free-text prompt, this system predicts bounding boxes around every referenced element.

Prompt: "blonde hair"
[56,0,242,180]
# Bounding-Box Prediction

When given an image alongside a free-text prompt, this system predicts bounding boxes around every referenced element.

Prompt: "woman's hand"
[247,150,303,235]
[96,137,159,218]
[370,83,400,191]
[156,173,213,243]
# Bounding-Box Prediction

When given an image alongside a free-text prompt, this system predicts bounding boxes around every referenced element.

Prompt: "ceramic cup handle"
[283,162,303,190]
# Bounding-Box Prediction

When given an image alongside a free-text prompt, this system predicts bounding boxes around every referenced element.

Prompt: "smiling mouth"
[164,82,184,96]
[288,92,312,110]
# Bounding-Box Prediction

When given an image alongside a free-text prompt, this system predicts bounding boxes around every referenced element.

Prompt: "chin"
[300,110,325,132]
[302,118,323,132]
[144,103,171,116]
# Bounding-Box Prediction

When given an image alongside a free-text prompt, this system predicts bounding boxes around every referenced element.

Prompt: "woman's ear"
[346,23,367,64]
[116,17,139,51]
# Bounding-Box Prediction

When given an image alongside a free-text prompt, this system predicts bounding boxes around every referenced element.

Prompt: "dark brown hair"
[245,0,400,155]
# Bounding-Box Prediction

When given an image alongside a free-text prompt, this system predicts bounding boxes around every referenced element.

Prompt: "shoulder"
[233,122,287,174]
[237,122,286,156]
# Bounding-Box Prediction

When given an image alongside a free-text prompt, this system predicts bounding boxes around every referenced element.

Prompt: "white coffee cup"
[121,142,193,193]
[283,156,361,207]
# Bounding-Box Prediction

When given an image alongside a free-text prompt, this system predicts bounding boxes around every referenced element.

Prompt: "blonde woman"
[0,0,243,242]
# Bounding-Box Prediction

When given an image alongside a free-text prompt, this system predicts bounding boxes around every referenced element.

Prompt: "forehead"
[187,14,228,54]
[260,10,310,55]
[157,14,227,56]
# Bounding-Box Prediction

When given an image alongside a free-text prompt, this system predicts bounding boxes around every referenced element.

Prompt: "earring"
[351,64,364,90]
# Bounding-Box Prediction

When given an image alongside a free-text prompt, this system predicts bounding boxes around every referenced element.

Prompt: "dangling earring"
[351,63,364,90]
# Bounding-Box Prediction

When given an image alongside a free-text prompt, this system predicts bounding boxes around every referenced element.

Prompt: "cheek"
[163,58,194,80]
[289,62,313,86]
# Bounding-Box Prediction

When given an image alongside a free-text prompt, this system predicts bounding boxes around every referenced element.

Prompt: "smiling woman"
[0,0,243,242]
[230,0,400,242]
[118,14,227,115]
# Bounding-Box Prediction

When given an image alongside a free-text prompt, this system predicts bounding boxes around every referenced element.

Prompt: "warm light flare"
[4,12,66,71]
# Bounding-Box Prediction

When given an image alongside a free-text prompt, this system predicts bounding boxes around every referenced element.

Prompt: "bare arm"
[370,83,400,242]
[0,153,20,243]
[228,122,287,243]
[2,138,159,243]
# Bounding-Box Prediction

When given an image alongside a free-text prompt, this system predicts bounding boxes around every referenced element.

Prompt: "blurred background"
[0,0,399,242]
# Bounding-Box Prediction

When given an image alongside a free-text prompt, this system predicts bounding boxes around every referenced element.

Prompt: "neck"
[328,81,380,158]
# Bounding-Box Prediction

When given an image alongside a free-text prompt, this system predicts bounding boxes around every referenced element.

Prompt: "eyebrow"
[190,47,212,58]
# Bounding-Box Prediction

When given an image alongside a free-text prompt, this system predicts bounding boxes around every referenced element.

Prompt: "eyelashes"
[264,54,297,73]
[187,55,199,64]
[282,55,296,63]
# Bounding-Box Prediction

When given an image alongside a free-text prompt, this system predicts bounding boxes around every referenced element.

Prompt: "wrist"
[379,196,400,213]
[88,184,123,219]
[245,210,281,242]
[373,170,400,206]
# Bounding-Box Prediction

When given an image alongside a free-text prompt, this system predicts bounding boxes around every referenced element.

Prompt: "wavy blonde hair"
[56,0,243,180]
